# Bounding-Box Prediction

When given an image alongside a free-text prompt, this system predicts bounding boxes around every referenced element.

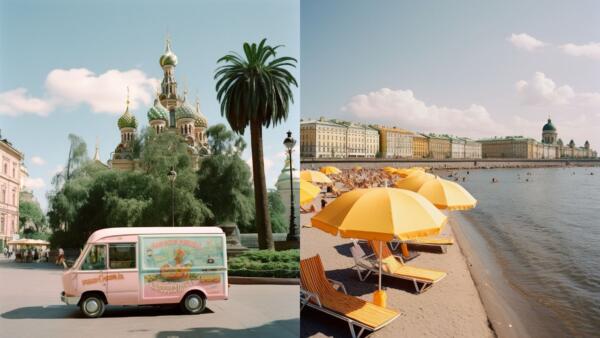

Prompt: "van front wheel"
[80,295,105,318]
[180,292,206,314]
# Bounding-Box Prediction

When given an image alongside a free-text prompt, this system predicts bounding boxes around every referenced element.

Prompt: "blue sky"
[301,1,599,145]
[0,0,300,210]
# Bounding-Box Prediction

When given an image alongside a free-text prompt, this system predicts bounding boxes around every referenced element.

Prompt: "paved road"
[0,258,298,338]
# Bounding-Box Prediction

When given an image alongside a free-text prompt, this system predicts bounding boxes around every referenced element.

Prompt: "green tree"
[268,190,288,233]
[206,124,247,156]
[215,39,297,249]
[19,194,49,239]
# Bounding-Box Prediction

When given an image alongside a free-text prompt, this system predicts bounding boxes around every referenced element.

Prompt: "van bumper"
[61,291,80,305]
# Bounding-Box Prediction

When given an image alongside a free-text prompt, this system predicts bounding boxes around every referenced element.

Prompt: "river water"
[442,167,600,337]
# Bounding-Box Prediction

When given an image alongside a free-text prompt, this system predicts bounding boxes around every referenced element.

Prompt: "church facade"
[109,39,210,170]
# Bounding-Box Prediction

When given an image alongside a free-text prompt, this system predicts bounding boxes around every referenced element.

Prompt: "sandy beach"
[300,202,495,338]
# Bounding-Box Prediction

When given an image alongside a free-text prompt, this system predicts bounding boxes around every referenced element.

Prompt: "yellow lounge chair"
[300,255,400,338]
[350,241,446,294]
[390,237,454,253]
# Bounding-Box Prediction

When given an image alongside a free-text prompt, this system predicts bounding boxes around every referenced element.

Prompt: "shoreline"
[450,212,572,338]
[301,158,600,171]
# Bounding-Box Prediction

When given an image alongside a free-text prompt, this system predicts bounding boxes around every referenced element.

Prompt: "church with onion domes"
[109,39,210,170]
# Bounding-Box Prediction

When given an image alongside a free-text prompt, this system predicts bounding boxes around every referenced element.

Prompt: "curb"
[228,276,299,285]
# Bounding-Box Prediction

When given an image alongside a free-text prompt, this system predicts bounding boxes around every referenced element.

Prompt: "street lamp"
[167,166,177,227]
[283,131,298,241]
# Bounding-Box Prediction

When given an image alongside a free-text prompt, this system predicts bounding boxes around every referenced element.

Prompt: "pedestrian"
[3,247,7,258]
[320,198,327,210]
[57,247,65,266]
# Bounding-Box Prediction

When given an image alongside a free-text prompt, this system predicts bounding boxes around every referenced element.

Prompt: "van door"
[106,243,139,305]
[77,244,108,297]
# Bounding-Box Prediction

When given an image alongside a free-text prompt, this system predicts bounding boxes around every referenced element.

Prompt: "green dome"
[117,107,137,129]
[159,40,178,67]
[147,99,169,122]
[195,115,208,128]
[542,118,556,132]
[175,103,196,120]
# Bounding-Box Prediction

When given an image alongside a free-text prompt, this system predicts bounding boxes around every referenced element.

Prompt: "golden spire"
[93,137,101,162]
[125,86,130,112]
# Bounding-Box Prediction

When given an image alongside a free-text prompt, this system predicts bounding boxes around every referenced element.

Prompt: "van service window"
[81,245,106,270]
[109,243,136,269]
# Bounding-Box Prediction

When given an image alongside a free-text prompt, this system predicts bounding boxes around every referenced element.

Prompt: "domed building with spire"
[109,38,210,170]
[479,117,596,159]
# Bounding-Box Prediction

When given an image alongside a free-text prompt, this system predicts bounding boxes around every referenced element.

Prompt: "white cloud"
[341,88,505,138]
[0,68,159,117]
[516,72,600,107]
[30,156,46,166]
[560,42,600,60]
[508,33,546,51]
[45,68,159,114]
[23,177,46,189]
[0,88,54,117]
[515,72,574,105]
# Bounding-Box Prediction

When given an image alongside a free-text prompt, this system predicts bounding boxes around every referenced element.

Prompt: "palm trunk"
[250,120,274,250]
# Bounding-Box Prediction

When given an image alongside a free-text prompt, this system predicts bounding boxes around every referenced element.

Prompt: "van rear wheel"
[180,292,206,314]
[80,294,105,318]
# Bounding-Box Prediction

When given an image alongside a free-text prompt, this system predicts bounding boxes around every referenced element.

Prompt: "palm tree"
[215,39,297,250]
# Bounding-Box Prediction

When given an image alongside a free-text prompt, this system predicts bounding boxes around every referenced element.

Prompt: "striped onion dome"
[175,102,197,120]
[117,105,137,129]
[147,99,169,122]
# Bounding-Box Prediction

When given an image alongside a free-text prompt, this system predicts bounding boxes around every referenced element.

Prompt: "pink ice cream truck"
[60,227,228,318]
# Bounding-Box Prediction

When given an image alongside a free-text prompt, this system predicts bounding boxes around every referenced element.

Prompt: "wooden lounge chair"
[300,255,400,338]
[390,237,454,253]
[350,241,446,294]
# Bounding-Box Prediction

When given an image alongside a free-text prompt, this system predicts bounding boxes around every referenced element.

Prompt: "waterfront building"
[449,137,466,159]
[108,39,210,170]
[464,138,482,159]
[376,126,413,158]
[480,118,596,159]
[412,133,429,159]
[299,118,378,158]
[425,134,451,159]
[479,136,537,158]
[0,131,23,250]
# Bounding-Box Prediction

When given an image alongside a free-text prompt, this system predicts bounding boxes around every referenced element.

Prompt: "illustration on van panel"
[139,236,226,297]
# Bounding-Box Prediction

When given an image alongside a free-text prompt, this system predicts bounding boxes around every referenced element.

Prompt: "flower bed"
[228,249,299,278]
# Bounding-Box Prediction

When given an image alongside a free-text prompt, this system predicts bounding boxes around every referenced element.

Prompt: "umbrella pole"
[379,240,383,291]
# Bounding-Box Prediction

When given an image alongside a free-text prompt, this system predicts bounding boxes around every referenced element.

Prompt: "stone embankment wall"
[301,158,600,170]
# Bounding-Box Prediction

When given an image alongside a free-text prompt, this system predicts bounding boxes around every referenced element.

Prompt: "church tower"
[117,88,137,149]
[542,117,557,144]
[159,37,179,126]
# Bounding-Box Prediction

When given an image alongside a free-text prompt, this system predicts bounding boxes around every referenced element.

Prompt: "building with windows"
[449,137,466,159]
[425,134,451,159]
[480,118,595,159]
[108,39,210,170]
[0,132,23,250]
[375,126,413,158]
[411,133,429,159]
[464,138,482,159]
[300,118,379,158]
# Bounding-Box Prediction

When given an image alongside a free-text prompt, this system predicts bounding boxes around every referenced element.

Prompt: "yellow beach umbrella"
[382,166,396,174]
[300,179,321,206]
[417,178,477,210]
[394,168,415,178]
[320,166,341,175]
[394,171,435,192]
[300,170,333,184]
[311,187,447,306]
[353,166,363,171]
